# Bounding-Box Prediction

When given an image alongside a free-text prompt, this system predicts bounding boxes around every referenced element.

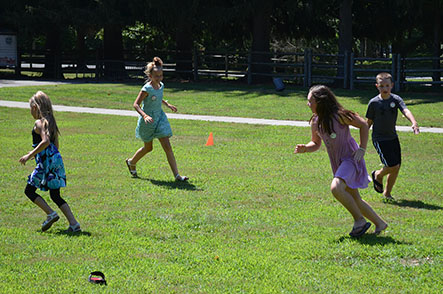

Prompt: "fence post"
[391,53,397,82]
[344,51,349,89]
[396,54,402,92]
[193,47,199,81]
[308,49,312,87]
[95,49,102,80]
[54,54,58,79]
[225,51,228,78]
[391,53,399,92]
[15,50,21,76]
[303,49,308,87]
[247,52,252,85]
[350,52,354,90]
[95,50,99,80]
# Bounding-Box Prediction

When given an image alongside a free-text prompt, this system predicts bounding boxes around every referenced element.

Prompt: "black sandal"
[349,222,371,238]
[371,171,383,193]
[125,159,138,177]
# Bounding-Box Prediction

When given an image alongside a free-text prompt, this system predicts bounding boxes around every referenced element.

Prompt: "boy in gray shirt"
[366,72,419,200]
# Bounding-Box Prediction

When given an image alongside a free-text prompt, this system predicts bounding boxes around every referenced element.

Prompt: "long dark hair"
[309,85,355,135]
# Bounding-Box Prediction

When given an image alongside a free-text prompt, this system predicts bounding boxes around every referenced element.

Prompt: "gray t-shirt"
[365,93,408,141]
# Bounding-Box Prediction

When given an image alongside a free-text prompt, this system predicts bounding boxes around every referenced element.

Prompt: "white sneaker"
[175,174,189,182]
[66,223,81,233]
[42,211,59,232]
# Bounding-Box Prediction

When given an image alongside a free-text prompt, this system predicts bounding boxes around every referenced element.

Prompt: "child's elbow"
[41,139,50,149]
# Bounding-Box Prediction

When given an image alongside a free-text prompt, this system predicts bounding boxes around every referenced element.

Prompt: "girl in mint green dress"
[126,57,188,182]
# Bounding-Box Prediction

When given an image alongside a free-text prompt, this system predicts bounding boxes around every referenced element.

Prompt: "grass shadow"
[136,176,202,191]
[53,230,92,237]
[386,199,443,210]
[337,234,410,246]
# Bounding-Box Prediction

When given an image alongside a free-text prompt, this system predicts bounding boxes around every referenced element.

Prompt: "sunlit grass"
[0,80,441,127]
[0,106,441,293]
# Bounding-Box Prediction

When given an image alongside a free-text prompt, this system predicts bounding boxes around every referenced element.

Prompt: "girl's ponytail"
[144,56,163,77]
[152,57,163,68]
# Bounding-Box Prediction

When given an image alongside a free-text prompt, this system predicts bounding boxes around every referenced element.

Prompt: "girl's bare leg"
[130,141,153,165]
[330,178,367,228]
[59,203,79,226]
[347,187,388,233]
[34,197,54,215]
[158,137,179,177]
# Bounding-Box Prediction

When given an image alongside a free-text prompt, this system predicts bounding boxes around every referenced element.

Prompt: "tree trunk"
[103,24,127,80]
[175,15,194,79]
[337,0,353,86]
[43,28,62,79]
[250,2,272,84]
[432,0,441,86]
[75,25,87,70]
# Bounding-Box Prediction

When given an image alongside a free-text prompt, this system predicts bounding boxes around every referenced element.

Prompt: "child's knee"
[143,143,153,153]
[330,178,344,193]
[160,140,173,153]
[163,145,172,153]
[24,184,38,202]
[388,164,401,172]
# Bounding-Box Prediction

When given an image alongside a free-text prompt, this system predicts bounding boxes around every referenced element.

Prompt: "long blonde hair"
[30,91,60,143]
[144,56,163,78]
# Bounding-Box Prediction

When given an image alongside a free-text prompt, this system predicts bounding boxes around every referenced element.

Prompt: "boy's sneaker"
[42,211,59,232]
[66,223,81,233]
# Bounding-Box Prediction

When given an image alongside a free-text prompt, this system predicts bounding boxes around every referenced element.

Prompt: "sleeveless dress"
[27,129,67,191]
[135,82,173,142]
[314,115,370,189]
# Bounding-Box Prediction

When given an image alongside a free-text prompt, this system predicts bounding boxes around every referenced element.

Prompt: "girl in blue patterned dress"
[125,57,188,181]
[19,91,81,232]
[294,85,387,237]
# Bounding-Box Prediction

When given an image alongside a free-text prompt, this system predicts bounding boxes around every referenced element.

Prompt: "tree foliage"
[1,0,441,80]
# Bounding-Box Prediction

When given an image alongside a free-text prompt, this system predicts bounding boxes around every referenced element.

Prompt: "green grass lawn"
[1,101,442,292]
[0,80,442,128]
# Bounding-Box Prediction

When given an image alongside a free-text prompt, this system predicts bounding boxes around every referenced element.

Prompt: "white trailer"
[0,33,17,67]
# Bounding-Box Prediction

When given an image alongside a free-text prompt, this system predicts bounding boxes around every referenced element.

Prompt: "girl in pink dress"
[294,85,387,237]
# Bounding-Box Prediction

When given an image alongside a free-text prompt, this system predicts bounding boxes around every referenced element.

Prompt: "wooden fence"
[14,49,442,90]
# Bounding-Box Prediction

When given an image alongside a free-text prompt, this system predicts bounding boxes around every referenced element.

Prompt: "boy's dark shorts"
[373,137,401,167]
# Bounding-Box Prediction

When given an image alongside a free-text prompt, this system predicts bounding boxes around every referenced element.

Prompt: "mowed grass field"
[0,80,442,127]
[0,82,442,293]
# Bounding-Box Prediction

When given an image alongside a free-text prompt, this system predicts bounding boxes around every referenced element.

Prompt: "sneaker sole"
[66,227,81,233]
[42,215,60,232]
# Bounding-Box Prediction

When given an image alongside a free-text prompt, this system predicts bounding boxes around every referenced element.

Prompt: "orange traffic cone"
[205,132,214,146]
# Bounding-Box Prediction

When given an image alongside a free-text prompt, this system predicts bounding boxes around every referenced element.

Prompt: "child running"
[366,72,420,200]
[19,91,81,233]
[126,57,188,181]
[294,85,387,237]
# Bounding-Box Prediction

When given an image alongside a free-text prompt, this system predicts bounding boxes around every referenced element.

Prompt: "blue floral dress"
[28,129,67,191]
[135,82,173,142]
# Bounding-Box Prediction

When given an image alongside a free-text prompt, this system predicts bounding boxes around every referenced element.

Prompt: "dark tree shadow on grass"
[337,234,410,246]
[135,176,202,191]
[385,199,443,210]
